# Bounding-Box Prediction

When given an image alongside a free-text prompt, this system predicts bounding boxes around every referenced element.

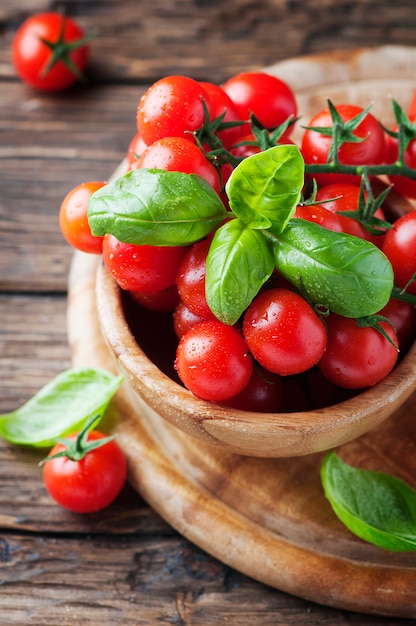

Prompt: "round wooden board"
[67,47,416,618]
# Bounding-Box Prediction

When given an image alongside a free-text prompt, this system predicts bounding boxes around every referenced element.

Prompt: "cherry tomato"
[134,136,221,194]
[222,72,297,135]
[43,430,127,514]
[314,182,387,245]
[173,300,209,340]
[378,297,416,353]
[102,234,186,293]
[384,121,416,199]
[242,288,327,376]
[130,284,179,312]
[199,81,245,149]
[12,12,89,91]
[175,320,253,401]
[382,211,416,295]
[126,132,148,168]
[294,203,344,233]
[175,238,217,320]
[59,181,106,254]
[318,313,399,389]
[220,365,284,412]
[137,76,211,145]
[301,104,385,186]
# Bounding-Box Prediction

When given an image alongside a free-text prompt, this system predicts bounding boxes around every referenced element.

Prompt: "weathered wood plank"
[0,82,140,292]
[1,0,416,84]
[0,533,402,626]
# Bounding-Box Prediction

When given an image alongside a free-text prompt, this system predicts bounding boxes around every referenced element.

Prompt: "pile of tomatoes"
[60,72,416,413]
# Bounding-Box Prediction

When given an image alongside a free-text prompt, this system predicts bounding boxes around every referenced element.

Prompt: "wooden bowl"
[96,46,416,458]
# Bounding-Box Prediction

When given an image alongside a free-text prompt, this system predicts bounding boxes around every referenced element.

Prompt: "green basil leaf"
[0,368,124,447]
[225,145,304,233]
[205,219,274,325]
[271,218,394,317]
[88,168,228,246]
[321,452,416,552]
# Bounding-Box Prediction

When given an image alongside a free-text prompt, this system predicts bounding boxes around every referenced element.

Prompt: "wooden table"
[1,1,415,623]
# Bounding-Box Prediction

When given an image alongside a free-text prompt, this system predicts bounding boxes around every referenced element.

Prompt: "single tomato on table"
[12,12,90,91]
[42,419,127,514]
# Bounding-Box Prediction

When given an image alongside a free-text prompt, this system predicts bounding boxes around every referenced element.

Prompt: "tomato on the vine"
[102,234,187,293]
[59,181,106,254]
[384,120,416,199]
[317,313,399,389]
[199,81,244,149]
[137,76,211,145]
[222,71,297,135]
[175,320,253,401]
[12,12,89,91]
[42,425,127,514]
[314,182,387,245]
[301,104,385,186]
[242,288,327,376]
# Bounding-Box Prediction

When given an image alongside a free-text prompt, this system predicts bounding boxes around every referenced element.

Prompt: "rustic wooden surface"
[1,1,416,624]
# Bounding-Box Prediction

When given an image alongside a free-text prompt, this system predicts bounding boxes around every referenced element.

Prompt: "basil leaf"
[321,452,416,552]
[206,219,274,325]
[88,168,228,246]
[225,145,304,233]
[271,218,394,317]
[0,368,124,447]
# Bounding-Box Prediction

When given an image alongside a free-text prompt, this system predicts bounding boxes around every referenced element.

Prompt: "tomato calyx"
[38,14,93,83]
[303,100,373,164]
[39,415,115,465]
[335,175,392,235]
[355,314,399,351]
[383,100,416,163]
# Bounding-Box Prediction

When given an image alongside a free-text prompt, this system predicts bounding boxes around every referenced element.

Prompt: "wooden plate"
[67,47,416,618]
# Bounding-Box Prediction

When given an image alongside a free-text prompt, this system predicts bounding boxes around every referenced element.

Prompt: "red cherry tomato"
[12,12,89,91]
[43,430,127,514]
[137,76,211,145]
[134,136,221,194]
[243,288,327,376]
[126,132,148,168]
[301,104,385,186]
[382,211,416,295]
[130,284,179,313]
[314,182,387,245]
[175,238,217,320]
[59,181,106,254]
[378,297,416,353]
[173,301,209,340]
[175,320,253,401]
[318,314,399,389]
[384,120,416,199]
[199,81,245,149]
[102,234,186,293]
[222,72,297,135]
[220,365,284,413]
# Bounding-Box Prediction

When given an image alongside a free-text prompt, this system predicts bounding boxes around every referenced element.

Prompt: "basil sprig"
[88,145,394,325]
[0,368,123,447]
[321,452,416,552]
